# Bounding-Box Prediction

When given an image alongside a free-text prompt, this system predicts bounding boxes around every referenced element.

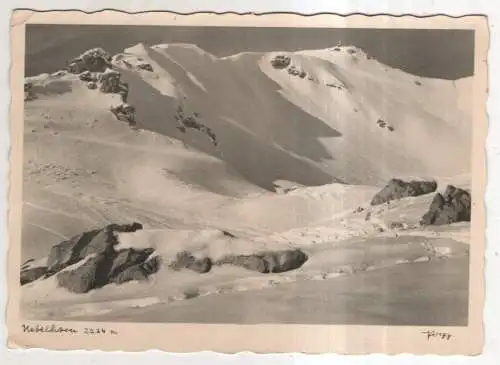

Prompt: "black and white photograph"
[8,11,488,354]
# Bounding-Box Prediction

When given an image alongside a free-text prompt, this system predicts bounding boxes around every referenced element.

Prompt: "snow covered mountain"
[20,43,472,324]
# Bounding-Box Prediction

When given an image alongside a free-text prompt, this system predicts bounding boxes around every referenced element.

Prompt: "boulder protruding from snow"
[99,69,122,93]
[216,249,308,274]
[137,62,154,72]
[79,71,97,82]
[67,48,112,74]
[420,185,471,226]
[19,222,160,293]
[168,251,213,274]
[175,106,218,146]
[370,178,438,206]
[46,222,143,276]
[56,253,113,293]
[270,55,291,69]
[376,119,395,131]
[110,103,136,126]
[288,65,307,78]
[20,266,47,285]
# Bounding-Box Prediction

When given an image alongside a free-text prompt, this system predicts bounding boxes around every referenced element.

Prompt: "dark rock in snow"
[79,71,93,82]
[169,251,212,274]
[222,230,236,238]
[188,257,213,274]
[109,252,161,285]
[270,55,291,69]
[169,251,195,271]
[370,178,438,206]
[110,265,149,284]
[110,103,136,126]
[108,247,154,278]
[22,221,163,293]
[46,223,143,275]
[217,249,308,274]
[56,253,114,293]
[137,62,154,72]
[142,255,162,275]
[67,48,112,74]
[262,249,308,273]
[420,185,471,225]
[46,229,101,275]
[87,81,97,90]
[217,254,268,273]
[118,82,130,102]
[99,69,122,94]
[174,106,218,146]
[20,266,47,285]
[106,222,143,233]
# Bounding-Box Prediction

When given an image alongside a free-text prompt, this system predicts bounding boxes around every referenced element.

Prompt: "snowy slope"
[109,43,471,188]
[21,43,472,322]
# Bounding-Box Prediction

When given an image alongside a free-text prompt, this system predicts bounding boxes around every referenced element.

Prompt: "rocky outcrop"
[21,223,309,294]
[109,247,155,278]
[216,249,308,274]
[65,49,133,127]
[370,178,438,206]
[73,56,129,101]
[67,48,112,74]
[46,222,143,276]
[169,251,213,274]
[175,106,218,147]
[56,248,158,293]
[218,254,268,273]
[121,58,154,72]
[56,253,114,293]
[137,62,154,72]
[111,254,162,285]
[287,65,307,78]
[420,185,471,225]
[46,228,106,275]
[99,69,122,93]
[19,222,159,293]
[72,54,133,123]
[110,103,136,126]
[79,71,99,82]
[20,266,47,285]
[270,56,310,81]
[270,55,291,69]
[376,119,394,131]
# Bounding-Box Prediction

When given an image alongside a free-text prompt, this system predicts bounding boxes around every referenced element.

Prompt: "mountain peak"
[124,42,149,55]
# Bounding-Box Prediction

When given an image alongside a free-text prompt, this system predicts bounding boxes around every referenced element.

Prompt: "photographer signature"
[422,329,453,340]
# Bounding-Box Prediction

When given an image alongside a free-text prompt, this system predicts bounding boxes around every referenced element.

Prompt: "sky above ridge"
[25,24,474,79]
